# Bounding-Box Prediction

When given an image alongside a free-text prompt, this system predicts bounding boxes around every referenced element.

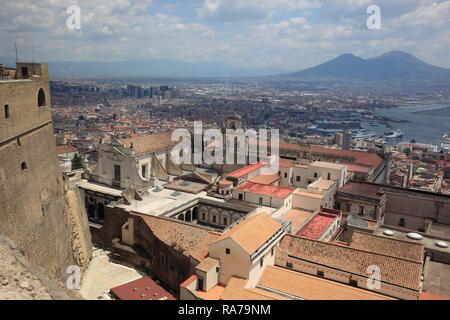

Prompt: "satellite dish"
[383,230,394,236]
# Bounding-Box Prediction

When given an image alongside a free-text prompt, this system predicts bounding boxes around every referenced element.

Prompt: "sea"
[360,104,450,147]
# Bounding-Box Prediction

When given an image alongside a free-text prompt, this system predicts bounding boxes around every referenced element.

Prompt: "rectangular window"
[314,172,318,178]
[286,262,293,269]
[213,215,217,223]
[284,172,288,178]
[327,173,331,180]
[317,270,324,277]
[260,258,264,268]
[202,213,206,220]
[238,193,243,200]
[141,164,147,178]
[4,105,9,119]
[197,278,204,291]
[271,247,274,256]
[399,218,406,227]
[259,197,263,205]
[349,279,358,287]
[296,176,300,182]
[21,67,29,78]
[223,217,228,225]
[226,248,230,255]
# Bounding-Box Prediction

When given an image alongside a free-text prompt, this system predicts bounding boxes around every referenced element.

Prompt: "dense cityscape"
[1,0,450,312]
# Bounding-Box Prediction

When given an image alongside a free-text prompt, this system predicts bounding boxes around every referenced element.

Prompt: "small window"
[17,138,21,147]
[4,105,9,119]
[284,172,288,178]
[314,172,318,178]
[317,270,324,277]
[296,176,300,182]
[226,248,230,255]
[38,88,46,107]
[259,197,263,205]
[286,262,293,269]
[21,67,29,78]
[223,217,228,225]
[216,267,219,273]
[349,279,358,287]
[327,173,331,180]
[238,193,243,200]
[399,218,406,227]
[21,162,27,171]
[260,258,264,268]
[213,215,217,223]
[202,213,206,220]
[271,247,274,256]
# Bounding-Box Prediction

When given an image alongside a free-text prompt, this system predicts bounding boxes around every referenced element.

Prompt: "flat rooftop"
[110,276,175,300]
[296,212,338,240]
[311,161,347,170]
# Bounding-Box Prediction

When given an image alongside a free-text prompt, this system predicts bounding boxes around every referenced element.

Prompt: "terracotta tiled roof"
[279,235,422,291]
[338,181,385,200]
[212,213,282,255]
[227,162,265,178]
[258,266,394,300]
[220,277,288,300]
[236,182,294,199]
[248,174,280,185]
[121,131,175,155]
[55,144,77,154]
[133,213,221,262]
[349,231,425,263]
[296,213,338,240]
[310,146,383,170]
[196,257,219,273]
[281,209,314,232]
[110,276,175,300]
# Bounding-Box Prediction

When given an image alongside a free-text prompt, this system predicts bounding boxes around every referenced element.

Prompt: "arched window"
[97,203,105,220]
[38,88,46,107]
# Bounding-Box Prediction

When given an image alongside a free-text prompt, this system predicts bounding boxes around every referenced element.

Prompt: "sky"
[1,0,450,71]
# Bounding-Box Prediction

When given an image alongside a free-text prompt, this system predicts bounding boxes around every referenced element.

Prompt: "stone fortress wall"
[0,63,92,287]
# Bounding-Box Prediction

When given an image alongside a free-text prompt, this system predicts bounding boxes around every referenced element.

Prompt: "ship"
[442,133,450,153]
[384,129,403,139]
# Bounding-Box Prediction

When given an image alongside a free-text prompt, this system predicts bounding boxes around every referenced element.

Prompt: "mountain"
[0,56,284,78]
[289,51,450,80]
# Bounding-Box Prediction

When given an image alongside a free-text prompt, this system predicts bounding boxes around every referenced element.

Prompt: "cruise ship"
[384,129,403,139]
[442,133,450,153]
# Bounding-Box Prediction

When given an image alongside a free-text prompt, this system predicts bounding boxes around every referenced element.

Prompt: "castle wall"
[0,63,92,283]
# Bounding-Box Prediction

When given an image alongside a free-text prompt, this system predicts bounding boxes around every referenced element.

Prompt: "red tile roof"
[55,144,78,154]
[248,174,280,185]
[296,212,338,240]
[235,182,294,199]
[227,162,265,178]
[110,276,176,300]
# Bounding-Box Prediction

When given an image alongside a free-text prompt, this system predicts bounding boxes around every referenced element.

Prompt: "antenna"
[32,46,35,75]
[15,42,18,63]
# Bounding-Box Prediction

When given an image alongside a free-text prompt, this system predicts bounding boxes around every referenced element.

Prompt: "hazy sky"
[1,0,449,71]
